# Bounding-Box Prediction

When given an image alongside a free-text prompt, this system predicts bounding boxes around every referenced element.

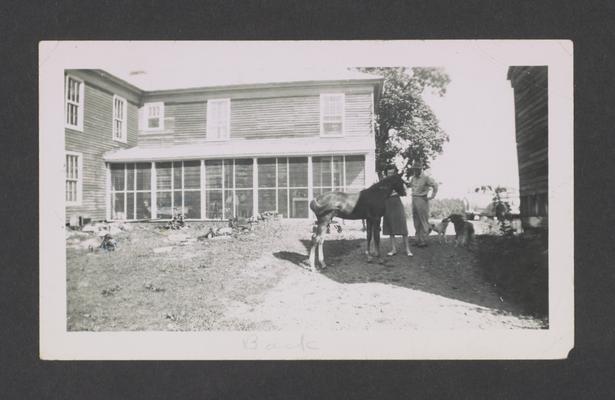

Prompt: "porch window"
[312,155,365,196]
[205,159,252,219]
[320,93,344,136]
[65,152,82,205]
[155,161,201,219]
[65,75,84,131]
[112,95,128,142]
[206,99,230,140]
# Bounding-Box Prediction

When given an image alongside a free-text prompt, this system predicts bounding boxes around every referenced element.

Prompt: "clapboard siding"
[508,66,548,226]
[65,80,139,222]
[137,91,374,144]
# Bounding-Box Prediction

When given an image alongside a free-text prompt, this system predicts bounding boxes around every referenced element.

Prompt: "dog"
[429,218,450,242]
[444,214,474,248]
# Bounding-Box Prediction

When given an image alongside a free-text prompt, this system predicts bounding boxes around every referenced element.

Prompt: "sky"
[423,64,520,198]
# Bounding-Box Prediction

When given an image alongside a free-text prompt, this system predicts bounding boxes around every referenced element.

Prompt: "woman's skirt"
[382,196,408,236]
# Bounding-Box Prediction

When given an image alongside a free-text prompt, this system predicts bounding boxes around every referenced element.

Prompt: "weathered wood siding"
[508,66,548,227]
[138,89,374,146]
[65,73,139,222]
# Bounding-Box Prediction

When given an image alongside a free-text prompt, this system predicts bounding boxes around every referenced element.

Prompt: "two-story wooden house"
[65,69,383,223]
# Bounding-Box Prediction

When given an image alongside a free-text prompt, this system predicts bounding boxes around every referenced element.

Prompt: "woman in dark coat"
[382,166,413,257]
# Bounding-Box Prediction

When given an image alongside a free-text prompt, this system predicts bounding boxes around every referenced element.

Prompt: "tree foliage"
[355,67,451,177]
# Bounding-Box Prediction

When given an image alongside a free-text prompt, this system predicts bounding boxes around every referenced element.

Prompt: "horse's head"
[390,173,407,197]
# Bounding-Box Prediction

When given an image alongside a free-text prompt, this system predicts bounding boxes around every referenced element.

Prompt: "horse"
[308,173,407,272]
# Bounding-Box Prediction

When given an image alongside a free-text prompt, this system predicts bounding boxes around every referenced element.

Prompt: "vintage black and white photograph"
[39,41,573,359]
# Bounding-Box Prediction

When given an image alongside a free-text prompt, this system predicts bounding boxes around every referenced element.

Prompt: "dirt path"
[221,220,543,330]
[67,219,544,331]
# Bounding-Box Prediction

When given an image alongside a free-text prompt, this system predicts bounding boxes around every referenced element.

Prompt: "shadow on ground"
[274,235,541,319]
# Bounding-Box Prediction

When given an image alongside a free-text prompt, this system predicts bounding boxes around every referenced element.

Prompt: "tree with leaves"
[355,67,451,178]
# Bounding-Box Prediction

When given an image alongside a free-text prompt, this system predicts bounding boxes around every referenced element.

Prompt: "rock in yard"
[167,233,190,242]
[217,227,233,236]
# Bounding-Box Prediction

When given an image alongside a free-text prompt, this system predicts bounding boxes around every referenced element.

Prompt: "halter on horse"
[308,173,407,272]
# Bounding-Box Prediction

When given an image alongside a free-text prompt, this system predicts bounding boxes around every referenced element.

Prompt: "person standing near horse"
[409,160,439,247]
[382,166,413,257]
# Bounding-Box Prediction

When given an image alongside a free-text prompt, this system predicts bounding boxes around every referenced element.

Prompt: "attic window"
[142,102,164,131]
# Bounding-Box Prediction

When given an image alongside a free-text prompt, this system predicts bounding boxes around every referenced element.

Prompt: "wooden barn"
[507,66,548,229]
[64,69,382,224]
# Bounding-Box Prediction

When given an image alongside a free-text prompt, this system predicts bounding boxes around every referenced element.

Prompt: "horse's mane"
[365,174,403,191]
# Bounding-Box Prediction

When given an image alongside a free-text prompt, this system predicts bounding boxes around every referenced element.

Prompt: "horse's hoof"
[320,264,327,270]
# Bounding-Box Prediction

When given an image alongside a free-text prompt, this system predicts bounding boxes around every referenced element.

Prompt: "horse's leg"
[373,218,383,263]
[308,219,321,272]
[365,219,373,263]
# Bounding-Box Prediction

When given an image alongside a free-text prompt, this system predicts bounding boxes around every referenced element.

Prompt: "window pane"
[112,193,125,220]
[224,159,233,188]
[174,191,183,216]
[136,192,151,219]
[111,164,125,191]
[205,160,222,189]
[126,164,135,190]
[323,122,342,135]
[277,189,288,218]
[183,161,201,189]
[345,155,365,187]
[224,189,234,218]
[173,162,182,189]
[156,162,172,190]
[136,163,151,190]
[277,158,288,187]
[288,157,308,187]
[126,193,135,220]
[156,191,172,219]
[235,189,253,219]
[148,118,160,129]
[332,156,344,187]
[313,156,331,187]
[235,159,253,188]
[184,191,201,219]
[258,158,276,188]
[206,190,223,219]
[258,189,276,213]
[289,188,308,218]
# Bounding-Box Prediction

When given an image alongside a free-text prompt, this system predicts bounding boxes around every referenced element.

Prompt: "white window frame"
[65,151,83,206]
[112,95,128,143]
[320,93,345,137]
[206,98,231,141]
[142,102,164,132]
[65,75,84,131]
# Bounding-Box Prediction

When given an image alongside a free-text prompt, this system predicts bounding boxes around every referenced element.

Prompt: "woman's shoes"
[387,251,397,256]
[407,251,413,257]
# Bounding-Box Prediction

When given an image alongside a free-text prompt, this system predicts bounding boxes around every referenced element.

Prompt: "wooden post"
[253,157,258,217]
[105,163,111,221]
[200,160,206,220]
[150,162,157,219]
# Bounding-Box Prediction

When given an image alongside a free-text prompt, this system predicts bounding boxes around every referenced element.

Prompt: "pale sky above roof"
[106,66,381,91]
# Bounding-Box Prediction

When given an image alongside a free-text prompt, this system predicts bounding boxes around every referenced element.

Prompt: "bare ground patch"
[67,219,545,331]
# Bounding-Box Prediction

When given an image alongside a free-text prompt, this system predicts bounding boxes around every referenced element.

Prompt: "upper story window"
[112,95,128,142]
[65,152,82,205]
[206,99,230,140]
[142,102,164,131]
[65,75,84,131]
[320,93,345,136]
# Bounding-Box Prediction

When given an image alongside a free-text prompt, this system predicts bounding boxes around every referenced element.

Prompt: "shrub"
[428,198,465,219]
